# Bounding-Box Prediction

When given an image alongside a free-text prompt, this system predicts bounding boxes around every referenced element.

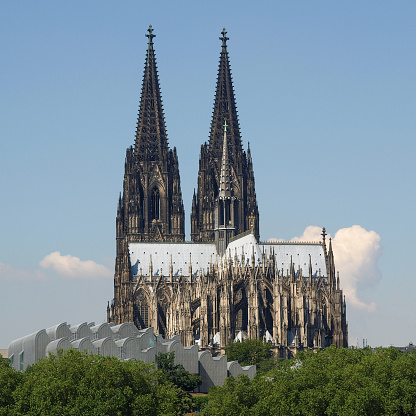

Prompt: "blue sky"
[1,1,415,348]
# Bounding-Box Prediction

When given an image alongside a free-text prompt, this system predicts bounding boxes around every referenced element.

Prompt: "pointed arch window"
[225,199,231,225]
[157,291,168,338]
[139,303,149,328]
[234,288,248,331]
[219,200,224,226]
[134,290,149,329]
[234,201,239,230]
[264,288,273,336]
[151,188,160,220]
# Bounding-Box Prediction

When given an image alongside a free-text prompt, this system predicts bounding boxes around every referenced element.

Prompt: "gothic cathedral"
[108,26,348,356]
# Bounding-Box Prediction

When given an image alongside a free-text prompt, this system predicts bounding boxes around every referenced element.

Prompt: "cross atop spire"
[146,25,155,45]
[220,27,229,48]
[223,119,228,132]
[146,25,156,67]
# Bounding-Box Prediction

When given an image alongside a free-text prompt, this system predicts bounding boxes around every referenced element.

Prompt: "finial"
[146,25,156,44]
[146,25,156,67]
[223,119,228,132]
[220,27,229,47]
[321,227,327,244]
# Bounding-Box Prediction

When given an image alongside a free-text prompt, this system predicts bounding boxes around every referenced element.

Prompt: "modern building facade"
[8,322,255,391]
[108,26,348,356]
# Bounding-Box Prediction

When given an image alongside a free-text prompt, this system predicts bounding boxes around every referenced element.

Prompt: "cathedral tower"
[191,28,260,243]
[111,26,185,325]
[117,25,184,244]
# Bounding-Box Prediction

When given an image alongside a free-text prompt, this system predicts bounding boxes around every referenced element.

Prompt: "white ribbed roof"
[129,242,216,277]
[128,233,327,278]
[226,233,327,277]
[261,243,326,277]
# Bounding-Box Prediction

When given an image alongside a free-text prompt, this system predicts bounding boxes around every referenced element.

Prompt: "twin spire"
[134,25,259,243]
[134,25,169,162]
[210,27,242,164]
[137,24,238,175]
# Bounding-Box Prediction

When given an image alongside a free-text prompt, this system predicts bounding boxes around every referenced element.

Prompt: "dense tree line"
[225,338,276,373]
[0,350,200,416]
[202,345,416,416]
[2,345,416,415]
[156,352,202,413]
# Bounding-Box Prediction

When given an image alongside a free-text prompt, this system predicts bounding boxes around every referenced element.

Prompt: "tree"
[156,352,201,392]
[0,356,22,416]
[225,338,274,372]
[12,349,181,416]
[202,346,416,416]
[156,352,202,414]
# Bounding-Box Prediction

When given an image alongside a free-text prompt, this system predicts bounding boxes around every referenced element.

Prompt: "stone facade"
[108,26,348,356]
[190,29,259,243]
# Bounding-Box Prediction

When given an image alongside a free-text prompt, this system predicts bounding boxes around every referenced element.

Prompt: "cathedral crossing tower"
[214,120,237,255]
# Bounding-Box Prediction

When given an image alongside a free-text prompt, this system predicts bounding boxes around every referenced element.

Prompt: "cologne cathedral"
[108,26,348,355]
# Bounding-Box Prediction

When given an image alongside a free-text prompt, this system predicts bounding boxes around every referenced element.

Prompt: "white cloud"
[39,252,112,279]
[289,225,323,243]
[270,225,382,312]
[0,262,45,281]
[331,225,381,312]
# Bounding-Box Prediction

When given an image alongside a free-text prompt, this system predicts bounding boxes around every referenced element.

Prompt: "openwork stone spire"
[191,28,260,243]
[116,26,185,245]
[134,25,169,162]
[209,27,243,165]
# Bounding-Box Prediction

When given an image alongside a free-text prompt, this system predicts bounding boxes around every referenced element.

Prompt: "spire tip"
[146,25,156,43]
[220,27,229,47]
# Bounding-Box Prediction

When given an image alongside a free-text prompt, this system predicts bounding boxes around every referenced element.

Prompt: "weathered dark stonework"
[191,29,260,243]
[110,26,185,328]
[108,27,348,355]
